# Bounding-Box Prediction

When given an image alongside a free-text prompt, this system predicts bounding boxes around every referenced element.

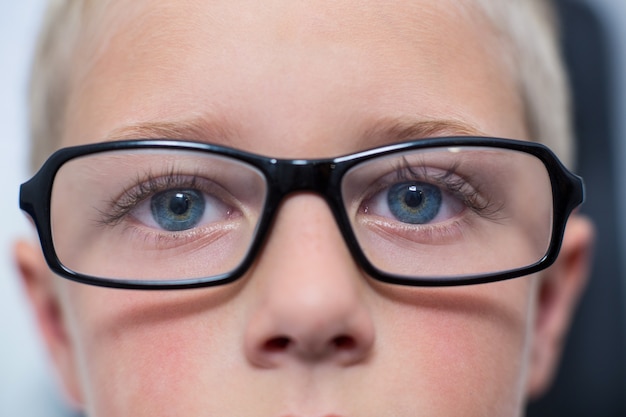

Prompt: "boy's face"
[17,0,593,416]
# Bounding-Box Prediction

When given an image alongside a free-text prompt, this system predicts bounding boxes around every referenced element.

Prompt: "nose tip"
[245,304,375,368]
[263,333,370,366]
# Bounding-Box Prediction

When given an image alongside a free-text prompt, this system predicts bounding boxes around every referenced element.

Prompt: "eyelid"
[344,157,501,223]
[392,163,500,220]
[99,172,237,227]
[350,160,463,205]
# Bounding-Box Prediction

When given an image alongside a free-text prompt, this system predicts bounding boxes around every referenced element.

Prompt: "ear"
[13,239,84,407]
[526,214,595,398]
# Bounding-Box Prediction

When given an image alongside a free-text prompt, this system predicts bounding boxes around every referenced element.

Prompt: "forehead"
[64,0,524,155]
[85,0,492,52]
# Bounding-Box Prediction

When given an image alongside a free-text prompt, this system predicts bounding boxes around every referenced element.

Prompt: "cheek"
[55,274,539,416]
[372,277,538,414]
[60,283,246,416]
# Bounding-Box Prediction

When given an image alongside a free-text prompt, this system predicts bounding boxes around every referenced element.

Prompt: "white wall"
[0,3,76,417]
[0,1,624,416]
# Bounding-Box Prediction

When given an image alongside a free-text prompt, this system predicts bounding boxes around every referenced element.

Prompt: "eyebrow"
[359,118,489,148]
[103,117,488,152]
[104,118,239,144]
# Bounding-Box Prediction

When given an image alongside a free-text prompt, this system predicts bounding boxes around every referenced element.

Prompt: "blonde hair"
[29,0,86,171]
[28,0,573,170]
[474,0,573,165]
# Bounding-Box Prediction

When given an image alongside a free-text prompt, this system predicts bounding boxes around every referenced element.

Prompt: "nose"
[243,195,375,368]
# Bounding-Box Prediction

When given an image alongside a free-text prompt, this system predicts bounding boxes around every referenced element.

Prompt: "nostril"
[264,336,291,352]
[332,335,356,350]
[263,334,357,354]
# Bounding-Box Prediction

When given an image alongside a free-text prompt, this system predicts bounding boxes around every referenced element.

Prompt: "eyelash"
[390,159,502,220]
[98,169,204,227]
[96,160,502,230]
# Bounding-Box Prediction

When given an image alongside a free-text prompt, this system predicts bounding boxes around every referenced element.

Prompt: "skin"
[16,0,594,416]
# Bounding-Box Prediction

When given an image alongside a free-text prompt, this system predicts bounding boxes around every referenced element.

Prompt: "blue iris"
[387,182,442,224]
[150,189,205,231]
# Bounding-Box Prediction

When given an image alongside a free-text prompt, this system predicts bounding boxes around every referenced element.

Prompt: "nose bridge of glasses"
[267,158,349,240]
[273,159,336,195]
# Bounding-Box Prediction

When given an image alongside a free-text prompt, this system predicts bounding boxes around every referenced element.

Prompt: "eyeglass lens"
[342,147,552,279]
[50,146,553,282]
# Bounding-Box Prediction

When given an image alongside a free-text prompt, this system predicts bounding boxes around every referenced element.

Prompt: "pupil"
[169,193,191,215]
[404,185,423,208]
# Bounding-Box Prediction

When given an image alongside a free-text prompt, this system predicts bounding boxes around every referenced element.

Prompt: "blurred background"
[1,1,624,416]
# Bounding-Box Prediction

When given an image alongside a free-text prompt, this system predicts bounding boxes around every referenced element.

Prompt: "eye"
[150,189,206,231]
[131,187,232,232]
[386,181,442,224]
[364,180,464,225]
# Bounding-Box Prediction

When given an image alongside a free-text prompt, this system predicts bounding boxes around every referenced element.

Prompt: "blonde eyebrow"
[103,117,488,153]
[104,117,239,144]
[360,118,489,147]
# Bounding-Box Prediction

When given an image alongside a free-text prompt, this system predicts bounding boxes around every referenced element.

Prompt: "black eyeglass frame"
[20,137,584,290]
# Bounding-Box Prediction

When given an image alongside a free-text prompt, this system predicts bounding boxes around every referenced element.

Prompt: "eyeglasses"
[19,137,584,289]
